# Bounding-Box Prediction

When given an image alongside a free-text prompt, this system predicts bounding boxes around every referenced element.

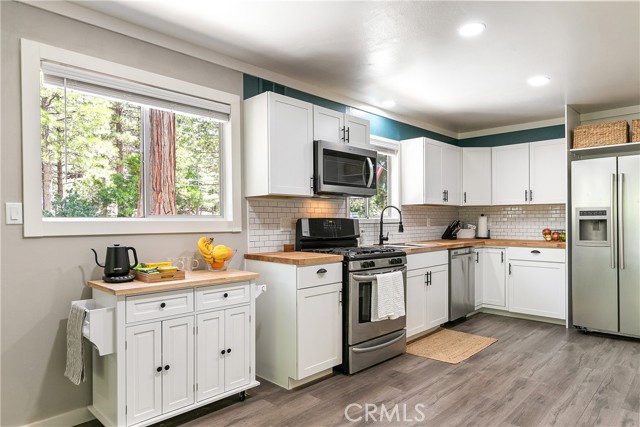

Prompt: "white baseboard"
[21,406,94,427]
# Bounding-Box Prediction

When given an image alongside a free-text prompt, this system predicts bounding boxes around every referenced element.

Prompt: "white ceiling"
[72,0,640,135]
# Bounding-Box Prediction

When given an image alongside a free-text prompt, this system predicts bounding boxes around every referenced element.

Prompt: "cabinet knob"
[317,268,327,274]
[156,366,162,372]
[223,293,229,298]
[160,302,166,309]
[164,365,170,371]
[221,350,226,355]
[227,348,232,354]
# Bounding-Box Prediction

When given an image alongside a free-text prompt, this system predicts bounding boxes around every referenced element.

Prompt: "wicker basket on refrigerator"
[632,119,640,142]
[572,120,629,148]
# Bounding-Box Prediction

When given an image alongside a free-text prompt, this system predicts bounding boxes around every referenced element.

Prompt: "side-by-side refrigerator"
[572,154,639,338]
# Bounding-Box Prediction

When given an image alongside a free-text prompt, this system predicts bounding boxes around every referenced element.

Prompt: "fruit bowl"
[206,249,236,272]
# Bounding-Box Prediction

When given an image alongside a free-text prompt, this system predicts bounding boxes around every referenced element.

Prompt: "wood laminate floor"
[79,313,640,427]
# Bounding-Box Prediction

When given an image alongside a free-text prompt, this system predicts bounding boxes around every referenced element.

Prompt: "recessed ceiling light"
[527,75,551,87]
[458,22,486,37]
[381,100,396,108]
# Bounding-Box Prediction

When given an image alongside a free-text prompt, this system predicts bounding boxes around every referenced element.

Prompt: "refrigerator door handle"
[611,173,616,269]
[619,173,625,270]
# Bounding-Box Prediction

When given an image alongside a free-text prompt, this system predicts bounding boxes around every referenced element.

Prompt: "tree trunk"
[112,103,125,175]
[149,109,177,215]
[56,159,64,199]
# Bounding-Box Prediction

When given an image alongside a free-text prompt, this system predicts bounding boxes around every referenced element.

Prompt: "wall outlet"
[426,217,431,227]
[279,217,292,231]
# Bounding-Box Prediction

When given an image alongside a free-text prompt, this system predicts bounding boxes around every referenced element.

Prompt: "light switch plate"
[5,202,23,225]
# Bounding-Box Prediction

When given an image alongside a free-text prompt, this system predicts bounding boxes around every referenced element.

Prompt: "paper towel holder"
[477,213,490,239]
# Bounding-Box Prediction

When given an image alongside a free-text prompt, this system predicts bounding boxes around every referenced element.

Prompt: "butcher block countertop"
[244,239,565,264]
[244,251,343,265]
[88,269,260,296]
[402,239,566,253]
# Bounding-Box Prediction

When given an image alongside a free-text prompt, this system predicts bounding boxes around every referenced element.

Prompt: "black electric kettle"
[91,244,138,282]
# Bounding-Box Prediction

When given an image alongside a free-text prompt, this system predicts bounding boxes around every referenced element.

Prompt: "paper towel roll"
[477,214,488,238]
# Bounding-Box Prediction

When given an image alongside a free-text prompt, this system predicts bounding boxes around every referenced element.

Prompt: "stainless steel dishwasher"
[449,247,475,321]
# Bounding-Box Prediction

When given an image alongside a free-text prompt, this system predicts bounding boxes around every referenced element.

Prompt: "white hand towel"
[64,303,88,385]
[371,271,405,321]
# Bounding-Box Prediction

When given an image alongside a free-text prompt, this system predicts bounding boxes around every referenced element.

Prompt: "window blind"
[41,61,230,122]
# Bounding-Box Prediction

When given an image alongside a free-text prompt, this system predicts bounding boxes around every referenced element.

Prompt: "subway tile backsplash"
[458,204,566,240]
[247,199,566,252]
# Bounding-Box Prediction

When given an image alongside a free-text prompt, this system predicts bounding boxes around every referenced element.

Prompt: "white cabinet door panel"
[424,141,443,204]
[268,94,313,196]
[296,283,342,379]
[482,249,506,308]
[344,114,370,148]
[313,105,344,143]
[462,148,492,205]
[529,139,566,204]
[196,311,225,401]
[162,317,194,413]
[400,138,425,205]
[509,261,565,319]
[406,268,428,338]
[426,265,449,329]
[474,249,484,309]
[126,323,162,426]
[442,145,461,205]
[492,144,529,205]
[224,306,251,391]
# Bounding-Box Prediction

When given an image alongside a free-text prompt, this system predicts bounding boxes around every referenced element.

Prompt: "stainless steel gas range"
[296,218,407,374]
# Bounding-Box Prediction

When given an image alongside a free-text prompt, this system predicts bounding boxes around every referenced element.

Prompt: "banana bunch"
[197,237,215,263]
[197,237,234,269]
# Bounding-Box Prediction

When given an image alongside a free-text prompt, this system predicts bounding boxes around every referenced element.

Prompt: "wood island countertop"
[243,251,343,265]
[244,239,565,264]
[88,269,260,296]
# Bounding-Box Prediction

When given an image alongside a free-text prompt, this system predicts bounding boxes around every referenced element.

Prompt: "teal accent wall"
[458,125,565,147]
[243,74,565,147]
[243,74,457,145]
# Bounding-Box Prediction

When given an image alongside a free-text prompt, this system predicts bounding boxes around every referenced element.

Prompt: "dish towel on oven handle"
[64,303,88,385]
[372,271,405,321]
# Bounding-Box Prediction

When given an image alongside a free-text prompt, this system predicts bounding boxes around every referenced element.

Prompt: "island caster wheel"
[239,391,246,402]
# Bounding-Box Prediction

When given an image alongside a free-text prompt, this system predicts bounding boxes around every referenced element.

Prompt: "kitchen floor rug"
[406,328,497,364]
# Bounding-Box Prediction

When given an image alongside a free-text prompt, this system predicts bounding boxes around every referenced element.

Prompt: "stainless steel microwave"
[313,140,378,197]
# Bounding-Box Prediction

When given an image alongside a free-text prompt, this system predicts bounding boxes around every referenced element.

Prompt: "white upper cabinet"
[492,144,530,205]
[313,105,370,149]
[492,139,566,205]
[400,137,461,205]
[462,147,492,205]
[244,92,313,197]
[529,139,566,204]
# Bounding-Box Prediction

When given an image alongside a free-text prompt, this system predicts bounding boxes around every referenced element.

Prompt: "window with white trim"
[349,136,400,219]
[21,40,242,236]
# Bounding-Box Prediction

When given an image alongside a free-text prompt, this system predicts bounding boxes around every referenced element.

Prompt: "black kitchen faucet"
[378,205,404,245]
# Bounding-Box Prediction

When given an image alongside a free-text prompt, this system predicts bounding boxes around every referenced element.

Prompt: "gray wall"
[1,2,246,425]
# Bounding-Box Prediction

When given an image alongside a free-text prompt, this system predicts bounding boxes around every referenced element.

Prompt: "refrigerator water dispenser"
[576,208,610,246]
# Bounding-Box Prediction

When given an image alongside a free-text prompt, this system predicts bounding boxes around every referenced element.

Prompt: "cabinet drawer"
[126,289,194,323]
[297,263,342,289]
[508,247,565,263]
[196,282,250,311]
[407,250,448,270]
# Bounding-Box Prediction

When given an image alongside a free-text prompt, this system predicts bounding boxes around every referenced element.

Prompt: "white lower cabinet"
[406,251,449,339]
[196,306,250,402]
[87,277,259,427]
[507,247,566,320]
[246,260,342,389]
[474,248,507,309]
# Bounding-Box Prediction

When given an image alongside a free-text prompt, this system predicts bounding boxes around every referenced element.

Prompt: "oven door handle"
[351,268,406,282]
[352,330,406,353]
